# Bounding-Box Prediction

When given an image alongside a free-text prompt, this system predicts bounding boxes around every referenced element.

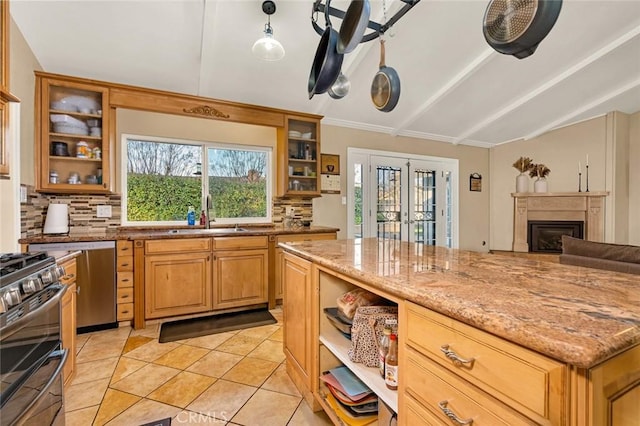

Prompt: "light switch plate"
[286,206,295,217]
[342,196,347,205]
[96,205,112,218]
[20,185,27,203]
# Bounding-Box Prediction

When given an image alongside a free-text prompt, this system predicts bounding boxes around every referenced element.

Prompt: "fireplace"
[528,221,584,253]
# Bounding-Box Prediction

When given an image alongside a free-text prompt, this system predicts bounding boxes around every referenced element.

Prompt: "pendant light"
[252,0,285,61]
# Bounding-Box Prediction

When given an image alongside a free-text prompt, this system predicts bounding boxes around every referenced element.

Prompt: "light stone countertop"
[280,238,640,369]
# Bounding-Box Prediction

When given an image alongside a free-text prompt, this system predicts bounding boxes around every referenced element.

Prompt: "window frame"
[120,133,273,226]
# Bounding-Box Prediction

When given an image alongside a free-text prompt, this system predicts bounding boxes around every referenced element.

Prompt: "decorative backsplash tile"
[272,197,313,224]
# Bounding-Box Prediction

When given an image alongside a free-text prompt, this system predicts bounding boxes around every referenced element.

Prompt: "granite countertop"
[280,238,640,369]
[19,225,339,244]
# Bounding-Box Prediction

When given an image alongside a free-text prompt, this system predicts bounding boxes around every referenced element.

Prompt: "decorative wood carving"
[183,105,230,119]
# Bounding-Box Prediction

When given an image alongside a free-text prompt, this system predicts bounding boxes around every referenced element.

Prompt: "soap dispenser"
[187,206,196,226]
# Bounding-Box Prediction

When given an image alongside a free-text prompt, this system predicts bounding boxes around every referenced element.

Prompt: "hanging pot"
[337,0,371,54]
[370,39,400,112]
[483,0,563,59]
[308,0,344,99]
[328,73,351,99]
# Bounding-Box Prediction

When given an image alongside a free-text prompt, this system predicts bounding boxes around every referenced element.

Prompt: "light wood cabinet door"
[212,248,268,309]
[276,115,321,197]
[283,252,313,388]
[61,281,77,387]
[145,252,212,319]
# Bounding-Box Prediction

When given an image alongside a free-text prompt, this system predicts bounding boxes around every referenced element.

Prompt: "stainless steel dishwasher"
[29,241,118,333]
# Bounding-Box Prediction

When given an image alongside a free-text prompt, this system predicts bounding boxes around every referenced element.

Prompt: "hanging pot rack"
[311,0,421,42]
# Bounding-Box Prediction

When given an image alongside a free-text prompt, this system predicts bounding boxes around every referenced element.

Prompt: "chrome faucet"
[205,194,214,228]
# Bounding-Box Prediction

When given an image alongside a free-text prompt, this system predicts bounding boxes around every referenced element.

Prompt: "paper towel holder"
[43,203,69,235]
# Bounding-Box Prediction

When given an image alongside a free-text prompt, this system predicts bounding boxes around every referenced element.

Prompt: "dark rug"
[159,308,277,343]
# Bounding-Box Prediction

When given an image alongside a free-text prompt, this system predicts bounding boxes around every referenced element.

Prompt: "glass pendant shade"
[252,24,285,61]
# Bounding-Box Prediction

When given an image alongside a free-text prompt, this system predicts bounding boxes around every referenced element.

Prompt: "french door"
[348,149,457,247]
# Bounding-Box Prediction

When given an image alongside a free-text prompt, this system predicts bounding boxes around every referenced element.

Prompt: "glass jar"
[76,141,89,158]
[49,170,58,184]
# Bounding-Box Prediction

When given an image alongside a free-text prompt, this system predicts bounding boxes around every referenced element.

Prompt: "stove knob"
[5,289,22,307]
[0,296,7,313]
[22,278,40,295]
[40,269,54,284]
[54,265,66,281]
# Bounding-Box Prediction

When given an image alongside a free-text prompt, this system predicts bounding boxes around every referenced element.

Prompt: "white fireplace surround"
[512,192,609,252]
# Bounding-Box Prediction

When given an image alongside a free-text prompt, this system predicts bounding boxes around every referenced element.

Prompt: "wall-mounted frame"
[469,173,482,192]
[321,153,340,193]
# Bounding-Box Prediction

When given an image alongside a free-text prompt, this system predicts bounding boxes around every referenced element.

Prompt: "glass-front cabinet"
[36,74,111,193]
[277,115,321,197]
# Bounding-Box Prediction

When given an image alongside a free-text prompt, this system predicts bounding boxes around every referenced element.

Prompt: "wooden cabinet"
[35,73,111,193]
[59,257,77,387]
[274,232,336,301]
[277,115,321,197]
[116,240,134,322]
[0,0,19,176]
[212,236,268,309]
[144,238,212,319]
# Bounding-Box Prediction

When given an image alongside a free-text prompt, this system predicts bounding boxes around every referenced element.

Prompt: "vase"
[534,177,548,193]
[516,173,529,193]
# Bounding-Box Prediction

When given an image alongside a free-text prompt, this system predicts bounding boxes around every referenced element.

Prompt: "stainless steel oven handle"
[14,348,68,426]
[1,284,68,339]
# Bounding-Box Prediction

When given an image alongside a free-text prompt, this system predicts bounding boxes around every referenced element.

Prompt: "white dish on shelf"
[50,114,87,127]
[288,130,302,138]
[89,127,102,137]
[53,123,89,136]
[301,132,312,139]
[50,100,77,112]
[61,95,99,112]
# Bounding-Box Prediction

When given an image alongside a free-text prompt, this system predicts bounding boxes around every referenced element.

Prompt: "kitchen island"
[280,238,639,426]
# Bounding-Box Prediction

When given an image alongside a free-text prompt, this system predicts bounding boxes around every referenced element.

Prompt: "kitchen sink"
[167,227,248,234]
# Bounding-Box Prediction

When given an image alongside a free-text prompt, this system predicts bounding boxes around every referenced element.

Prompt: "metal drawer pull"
[63,273,75,280]
[121,263,129,267]
[440,344,475,367]
[438,401,473,425]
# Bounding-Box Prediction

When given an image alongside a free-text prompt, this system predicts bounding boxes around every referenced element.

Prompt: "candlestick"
[578,161,581,173]
[585,164,589,192]
[578,172,582,192]
[586,154,589,167]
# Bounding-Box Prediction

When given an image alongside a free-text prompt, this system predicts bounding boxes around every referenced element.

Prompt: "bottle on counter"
[379,324,392,378]
[199,210,207,226]
[385,333,398,390]
[187,206,196,226]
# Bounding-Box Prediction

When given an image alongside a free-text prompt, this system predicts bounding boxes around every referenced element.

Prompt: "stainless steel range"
[0,252,68,426]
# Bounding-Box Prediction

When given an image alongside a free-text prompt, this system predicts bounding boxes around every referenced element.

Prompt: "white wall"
[629,112,640,246]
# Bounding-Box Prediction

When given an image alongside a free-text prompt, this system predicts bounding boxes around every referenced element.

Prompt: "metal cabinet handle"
[121,278,130,282]
[121,263,129,267]
[440,344,475,368]
[438,401,473,425]
[63,273,75,280]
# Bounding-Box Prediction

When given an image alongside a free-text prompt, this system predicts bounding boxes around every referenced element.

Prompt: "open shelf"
[320,326,398,412]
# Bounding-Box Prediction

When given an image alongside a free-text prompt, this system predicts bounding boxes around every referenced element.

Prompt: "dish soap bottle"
[199,210,207,226]
[187,206,196,226]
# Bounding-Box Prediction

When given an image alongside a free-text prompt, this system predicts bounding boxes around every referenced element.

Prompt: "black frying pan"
[370,39,400,112]
[337,0,371,54]
[483,0,563,59]
[308,0,344,99]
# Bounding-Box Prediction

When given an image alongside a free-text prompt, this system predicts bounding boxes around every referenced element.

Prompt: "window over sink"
[121,134,272,225]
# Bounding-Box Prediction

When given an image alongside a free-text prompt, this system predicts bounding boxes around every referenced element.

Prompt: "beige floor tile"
[237,324,280,340]
[222,357,279,387]
[153,344,210,370]
[110,363,180,397]
[186,350,243,378]
[182,332,236,350]
[130,323,160,338]
[64,405,99,426]
[187,379,257,422]
[65,378,110,412]
[105,398,182,426]
[72,356,119,385]
[231,389,301,426]
[268,327,283,342]
[173,410,226,424]
[246,339,285,363]
[75,334,90,354]
[110,357,148,384]
[85,326,131,345]
[147,371,216,408]
[287,400,333,426]
[215,334,263,356]
[123,340,180,362]
[76,340,125,363]
[122,335,154,354]
[93,388,141,426]
[270,308,284,324]
[260,364,301,397]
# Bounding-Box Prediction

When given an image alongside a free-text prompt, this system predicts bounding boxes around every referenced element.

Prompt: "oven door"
[0,284,67,426]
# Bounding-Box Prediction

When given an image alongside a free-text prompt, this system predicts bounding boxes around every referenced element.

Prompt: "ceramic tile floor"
[65,308,332,426]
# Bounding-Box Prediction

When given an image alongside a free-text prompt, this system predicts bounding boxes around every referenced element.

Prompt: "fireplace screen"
[528,221,584,253]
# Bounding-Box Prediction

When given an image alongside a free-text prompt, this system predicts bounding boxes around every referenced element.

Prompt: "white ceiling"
[11,0,640,147]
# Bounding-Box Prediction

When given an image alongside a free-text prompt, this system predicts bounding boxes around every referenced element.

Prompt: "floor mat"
[158,308,277,343]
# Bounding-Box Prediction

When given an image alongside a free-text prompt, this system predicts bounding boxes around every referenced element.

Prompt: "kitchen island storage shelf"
[36,73,111,193]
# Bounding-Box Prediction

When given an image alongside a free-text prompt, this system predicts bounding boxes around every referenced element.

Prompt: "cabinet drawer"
[117,287,134,304]
[404,302,565,424]
[404,395,446,426]
[117,255,133,271]
[117,271,133,288]
[117,240,133,257]
[59,259,77,285]
[213,235,268,250]
[145,238,211,254]
[405,348,535,426]
[275,233,336,244]
[117,302,134,321]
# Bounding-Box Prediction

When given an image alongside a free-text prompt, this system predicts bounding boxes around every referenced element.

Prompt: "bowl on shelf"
[50,141,69,157]
[89,127,102,137]
[301,132,312,139]
[288,130,302,138]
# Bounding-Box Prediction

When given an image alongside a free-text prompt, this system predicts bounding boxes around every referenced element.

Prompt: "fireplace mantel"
[511,192,609,252]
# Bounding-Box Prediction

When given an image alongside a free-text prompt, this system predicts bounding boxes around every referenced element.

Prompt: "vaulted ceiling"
[11,0,640,147]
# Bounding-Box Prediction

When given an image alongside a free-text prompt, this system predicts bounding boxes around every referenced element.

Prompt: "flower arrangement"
[529,163,551,179]
[512,157,534,174]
